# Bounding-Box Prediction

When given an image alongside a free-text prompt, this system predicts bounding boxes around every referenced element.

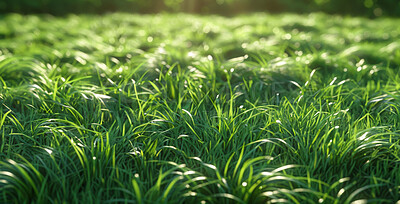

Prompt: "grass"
[0,12,400,203]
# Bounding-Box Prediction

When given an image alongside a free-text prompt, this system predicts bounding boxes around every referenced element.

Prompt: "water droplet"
[283,33,292,40]
[188,51,197,58]
[358,132,368,141]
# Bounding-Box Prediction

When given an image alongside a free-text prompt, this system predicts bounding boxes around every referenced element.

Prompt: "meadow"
[0,13,400,203]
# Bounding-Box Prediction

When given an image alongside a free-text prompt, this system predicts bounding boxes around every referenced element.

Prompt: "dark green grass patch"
[1,13,400,203]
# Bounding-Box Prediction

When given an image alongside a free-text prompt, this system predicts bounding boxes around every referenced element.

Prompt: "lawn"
[1,13,400,203]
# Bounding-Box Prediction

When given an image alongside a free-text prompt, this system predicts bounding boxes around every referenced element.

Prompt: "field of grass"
[1,12,400,203]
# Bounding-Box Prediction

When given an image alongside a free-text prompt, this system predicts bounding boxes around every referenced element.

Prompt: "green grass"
[1,12,400,203]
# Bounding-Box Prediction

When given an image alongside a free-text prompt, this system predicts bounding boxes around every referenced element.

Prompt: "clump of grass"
[1,13,400,203]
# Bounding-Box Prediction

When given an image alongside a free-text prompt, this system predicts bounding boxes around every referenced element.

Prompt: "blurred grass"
[1,0,400,17]
[0,13,400,203]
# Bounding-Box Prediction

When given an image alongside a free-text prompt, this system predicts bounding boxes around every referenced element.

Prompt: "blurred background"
[1,0,399,17]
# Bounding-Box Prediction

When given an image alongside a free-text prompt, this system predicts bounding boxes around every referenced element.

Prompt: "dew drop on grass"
[182,109,192,118]
[290,80,301,88]
[177,135,189,139]
[0,171,14,177]
[338,188,345,197]
[275,61,287,67]
[44,148,53,155]
[242,182,248,187]
[191,157,202,162]
[221,178,227,185]
[283,33,292,40]
[75,56,87,65]
[264,191,274,196]
[352,200,368,204]
[81,93,89,100]
[338,79,349,85]
[107,78,115,85]
[134,173,139,178]
[276,120,281,124]
[184,171,196,175]
[276,93,280,104]
[188,51,197,58]
[329,77,337,86]
[356,59,365,67]
[297,95,303,103]
[204,163,217,170]
[116,67,123,73]
[328,140,333,146]
[369,70,375,75]
[358,132,368,141]
[111,57,120,64]
[157,47,166,54]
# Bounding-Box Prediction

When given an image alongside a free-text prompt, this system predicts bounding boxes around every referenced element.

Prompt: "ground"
[0,13,400,203]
